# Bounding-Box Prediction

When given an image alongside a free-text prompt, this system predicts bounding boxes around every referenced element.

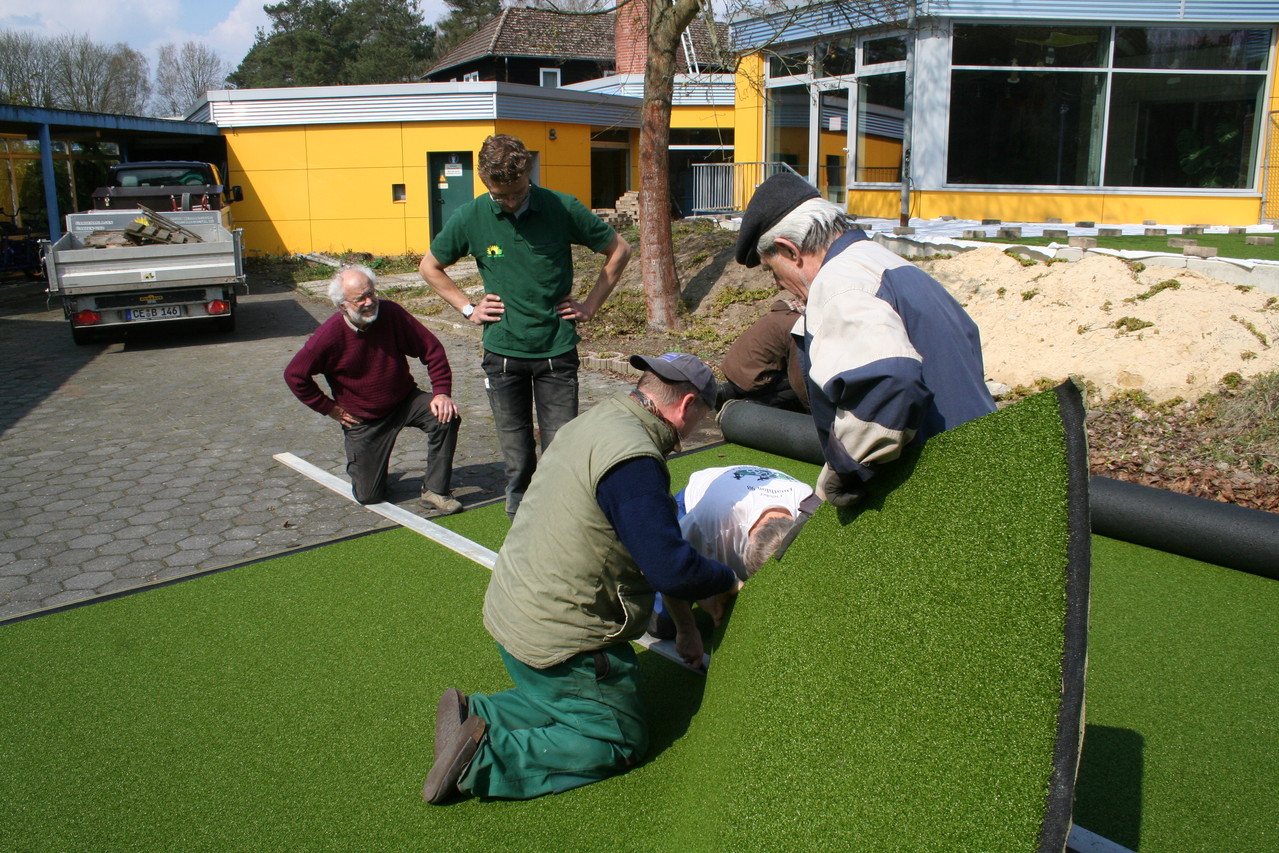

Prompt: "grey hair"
[756,197,852,263]
[741,514,795,578]
[328,263,378,307]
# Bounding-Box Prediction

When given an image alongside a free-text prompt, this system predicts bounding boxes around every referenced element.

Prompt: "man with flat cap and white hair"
[734,172,995,507]
[422,352,742,805]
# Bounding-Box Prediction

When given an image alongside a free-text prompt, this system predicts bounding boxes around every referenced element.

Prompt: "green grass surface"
[1,391,1082,851]
[668,389,1078,851]
[27,390,1273,851]
[1075,536,1279,852]
[982,232,1279,262]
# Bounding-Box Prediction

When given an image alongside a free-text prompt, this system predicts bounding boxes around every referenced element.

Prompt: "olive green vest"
[483,392,678,668]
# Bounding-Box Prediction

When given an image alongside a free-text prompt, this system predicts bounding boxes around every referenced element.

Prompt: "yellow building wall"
[671,104,735,132]
[846,189,1262,226]
[1262,37,1279,220]
[734,54,766,165]
[497,120,594,206]
[223,118,632,256]
[401,121,494,253]
[732,43,1273,227]
[224,128,313,255]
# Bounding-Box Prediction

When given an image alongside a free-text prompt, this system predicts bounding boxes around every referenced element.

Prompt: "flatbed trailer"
[44,208,247,345]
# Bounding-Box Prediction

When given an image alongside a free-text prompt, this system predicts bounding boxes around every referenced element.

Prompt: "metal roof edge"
[730,0,1279,46]
[196,81,645,128]
[0,104,220,135]
[200,81,503,102]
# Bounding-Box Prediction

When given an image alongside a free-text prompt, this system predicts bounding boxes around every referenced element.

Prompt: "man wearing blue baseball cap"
[422,352,741,804]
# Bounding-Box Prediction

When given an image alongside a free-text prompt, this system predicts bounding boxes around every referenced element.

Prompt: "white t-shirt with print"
[679,465,813,579]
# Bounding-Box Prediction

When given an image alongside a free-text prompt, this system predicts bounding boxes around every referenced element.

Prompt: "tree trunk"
[638,0,702,331]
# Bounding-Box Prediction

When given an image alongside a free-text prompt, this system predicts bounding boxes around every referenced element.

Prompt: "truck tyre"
[70,326,94,346]
[214,313,235,334]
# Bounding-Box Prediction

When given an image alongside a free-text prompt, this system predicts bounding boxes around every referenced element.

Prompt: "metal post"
[899,0,916,227]
[37,123,61,239]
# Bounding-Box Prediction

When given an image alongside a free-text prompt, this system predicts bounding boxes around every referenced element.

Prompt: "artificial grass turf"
[1074,536,1279,853]
[667,387,1085,852]
[1,389,1088,852]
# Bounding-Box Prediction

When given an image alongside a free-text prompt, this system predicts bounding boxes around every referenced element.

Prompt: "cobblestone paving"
[0,276,713,621]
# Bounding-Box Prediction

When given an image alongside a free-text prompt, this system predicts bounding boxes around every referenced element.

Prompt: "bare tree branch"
[154,42,232,117]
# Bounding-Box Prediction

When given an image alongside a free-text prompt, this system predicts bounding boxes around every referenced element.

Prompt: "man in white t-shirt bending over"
[653,465,815,667]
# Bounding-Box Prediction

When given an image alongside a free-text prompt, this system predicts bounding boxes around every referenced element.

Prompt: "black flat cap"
[733,172,820,268]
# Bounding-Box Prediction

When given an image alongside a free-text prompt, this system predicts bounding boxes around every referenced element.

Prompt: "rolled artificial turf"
[0,386,1113,851]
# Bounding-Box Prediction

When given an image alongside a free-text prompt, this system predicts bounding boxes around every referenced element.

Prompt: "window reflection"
[766,84,811,176]
[857,73,904,183]
[948,24,1267,188]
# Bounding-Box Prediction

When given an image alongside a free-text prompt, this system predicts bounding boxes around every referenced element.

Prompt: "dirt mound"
[918,247,1279,402]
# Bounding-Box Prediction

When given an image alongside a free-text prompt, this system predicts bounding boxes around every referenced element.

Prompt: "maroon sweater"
[284,300,453,420]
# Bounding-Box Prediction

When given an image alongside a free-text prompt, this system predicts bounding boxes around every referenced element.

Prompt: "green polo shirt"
[429,185,616,359]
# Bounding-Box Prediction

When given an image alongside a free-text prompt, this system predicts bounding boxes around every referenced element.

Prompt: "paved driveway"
[0,278,645,621]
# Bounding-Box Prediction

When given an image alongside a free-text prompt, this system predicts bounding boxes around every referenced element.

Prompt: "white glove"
[817,463,864,507]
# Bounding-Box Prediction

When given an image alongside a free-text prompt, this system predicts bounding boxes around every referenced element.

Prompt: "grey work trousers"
[342,388,459,504]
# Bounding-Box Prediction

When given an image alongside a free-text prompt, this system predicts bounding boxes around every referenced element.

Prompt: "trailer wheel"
[70,326,94,346]
[213,314,235,334]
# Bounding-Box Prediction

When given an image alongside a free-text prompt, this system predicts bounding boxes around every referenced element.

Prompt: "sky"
[0,0,453,73]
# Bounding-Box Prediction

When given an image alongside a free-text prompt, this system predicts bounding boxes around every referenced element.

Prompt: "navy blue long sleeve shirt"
[596,456,736,602]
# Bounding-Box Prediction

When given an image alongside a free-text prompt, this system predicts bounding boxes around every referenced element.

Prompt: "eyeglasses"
[344,290,376,306]
[488,182,531,204]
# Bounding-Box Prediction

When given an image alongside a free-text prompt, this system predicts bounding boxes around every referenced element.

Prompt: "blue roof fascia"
[0,104,221,136]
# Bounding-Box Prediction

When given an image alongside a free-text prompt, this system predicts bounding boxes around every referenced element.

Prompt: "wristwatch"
[460,303,475,319]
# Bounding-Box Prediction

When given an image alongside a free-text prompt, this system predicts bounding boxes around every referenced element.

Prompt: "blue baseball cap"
[629,352,717,409]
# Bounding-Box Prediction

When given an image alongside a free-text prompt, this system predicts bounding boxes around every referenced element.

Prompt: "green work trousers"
[459,642,648,800]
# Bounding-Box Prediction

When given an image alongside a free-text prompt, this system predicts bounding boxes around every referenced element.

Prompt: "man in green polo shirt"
[420,135,632,518]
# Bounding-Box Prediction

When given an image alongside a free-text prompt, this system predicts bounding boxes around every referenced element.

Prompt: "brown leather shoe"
[422,715,486,805]
[434,688,469,760]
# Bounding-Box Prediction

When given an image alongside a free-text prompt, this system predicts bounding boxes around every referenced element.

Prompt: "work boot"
[420,489,462,515]
[422,714,486,805]
[435,688,469,760]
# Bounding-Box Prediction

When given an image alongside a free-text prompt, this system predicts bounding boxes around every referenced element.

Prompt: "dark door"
[428,152,475,239]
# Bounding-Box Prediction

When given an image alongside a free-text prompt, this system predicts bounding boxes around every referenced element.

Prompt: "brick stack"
[592,190,639,228]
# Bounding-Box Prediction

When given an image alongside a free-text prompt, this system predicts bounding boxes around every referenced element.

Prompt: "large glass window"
[766,84,811,175]
[0,136,119,223]
[768,52,808,78]
[816,38,857,78]
[953,24,1108,68]
[818,89,849,201]
[1114,27,1269,71]
[948,70,1104,185]
[949,23,1269,189]
[1105,73,1263,187]
[765,32,906,189]
[863,36,906,66]
[856,72,904,183]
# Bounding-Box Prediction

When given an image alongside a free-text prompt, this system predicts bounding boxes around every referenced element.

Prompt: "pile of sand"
[917,248,1279,401]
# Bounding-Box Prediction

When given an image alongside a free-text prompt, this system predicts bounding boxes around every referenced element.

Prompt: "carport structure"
[0,104,226,240]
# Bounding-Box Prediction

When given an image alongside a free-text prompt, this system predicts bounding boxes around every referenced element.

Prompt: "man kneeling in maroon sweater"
[285,264,463,514]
